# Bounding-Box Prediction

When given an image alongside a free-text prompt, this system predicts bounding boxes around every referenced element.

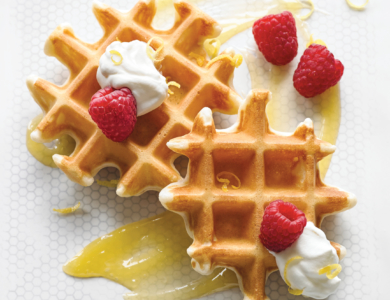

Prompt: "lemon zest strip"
[306,34,327,48]
[97,179,119,188]
[231,54,243,68]
[204,38,221,59]
[116,37,121,42]
[300,0,315,20]
[167,81,181,95]
[318,264,342,280]
[346,0,369,10]
[189,52,205,67]
[284,256,304,296]
[110,50,123,66]
[216,172,241,192]
[206,54,243,69]
[217,177,230,192]
[146,37,164,62]
[53,202,81,214]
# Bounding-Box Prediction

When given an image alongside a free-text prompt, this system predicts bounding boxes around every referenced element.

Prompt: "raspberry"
[252,11,298,66]
[89,86,137,142]
[260,200,307,253]
[293,44,344,98]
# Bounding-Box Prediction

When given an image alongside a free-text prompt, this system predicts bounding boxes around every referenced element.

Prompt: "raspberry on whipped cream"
[96,40,168,116]
[89,87,137,142]
[260,200,307,252]
[260,200,343,299]
[270,222,342,299]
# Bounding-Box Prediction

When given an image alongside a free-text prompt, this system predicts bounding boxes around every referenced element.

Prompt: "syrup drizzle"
[63,211,238,299]
[26,114,75,168]
[26,1,342,298]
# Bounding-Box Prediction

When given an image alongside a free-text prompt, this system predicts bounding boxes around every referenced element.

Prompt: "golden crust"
[27,0,241,196]
[160,89,356,300]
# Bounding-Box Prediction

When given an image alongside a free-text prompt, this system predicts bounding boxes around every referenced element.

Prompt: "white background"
[0,0,389,299]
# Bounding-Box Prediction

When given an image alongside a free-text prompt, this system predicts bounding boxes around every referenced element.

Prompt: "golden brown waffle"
[26,0,241,197]
[160,89,356,300]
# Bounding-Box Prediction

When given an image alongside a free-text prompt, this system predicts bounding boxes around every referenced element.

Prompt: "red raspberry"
[293,44,344,98]
[252,11,298,66]
[260,200,307,253]
[89,86,137,142]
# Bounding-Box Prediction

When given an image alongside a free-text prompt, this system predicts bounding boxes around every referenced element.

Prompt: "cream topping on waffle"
[270,222,341,299]
[96,40,168,116]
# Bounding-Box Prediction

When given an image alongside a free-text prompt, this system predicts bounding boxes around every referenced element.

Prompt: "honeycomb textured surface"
[0,0,383,299]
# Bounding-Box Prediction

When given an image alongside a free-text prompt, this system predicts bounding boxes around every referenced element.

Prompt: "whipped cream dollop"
[96,40,168,116]
[270,222,341,299]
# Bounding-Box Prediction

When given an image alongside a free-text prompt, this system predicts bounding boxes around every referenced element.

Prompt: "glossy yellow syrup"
[59,1,340,298]
[26,114,75,168]
[316,84,341,179]
[63,211,238,299]
[217,0,341,177]
[217,0,311,43]
[266,70,341,180]
[264,18,340,179]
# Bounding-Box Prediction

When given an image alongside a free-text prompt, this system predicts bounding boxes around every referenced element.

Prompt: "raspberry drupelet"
[89,86,137,142]
[260,200,307,253]
[252,11,298,66]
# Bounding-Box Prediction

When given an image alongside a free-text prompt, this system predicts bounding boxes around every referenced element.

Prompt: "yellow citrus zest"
[217,177,230,192]
[300,0,315,20]
[53,202,81,214]
[110,50,123,65]
[204,38,221,59]
[97,179,119,188]
[346,0,369,10]
[216,172,241,192]
[146,37,164,62]
[306,35,327,48]
[231,54,243,68]
[189,52,205,67]
[206,54,243,69]
[167,81,181,95]
[116,37,121,42]
[318,264,342,280]
[284,256,304,296]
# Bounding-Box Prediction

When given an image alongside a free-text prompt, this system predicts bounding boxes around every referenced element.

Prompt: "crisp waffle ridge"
[160,89,356,300]
[26,0,242,197]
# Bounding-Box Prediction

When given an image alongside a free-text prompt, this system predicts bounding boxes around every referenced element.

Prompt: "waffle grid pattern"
[3,0,377,299]
[27,0,241,197]
[160,90,355,300]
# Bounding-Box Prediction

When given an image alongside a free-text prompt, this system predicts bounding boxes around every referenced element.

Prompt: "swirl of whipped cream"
[270,222,341,299]
[96,40,168,116]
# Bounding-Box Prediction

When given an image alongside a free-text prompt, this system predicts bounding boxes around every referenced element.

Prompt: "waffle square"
[160,89,356,300]
[27,0,241,197]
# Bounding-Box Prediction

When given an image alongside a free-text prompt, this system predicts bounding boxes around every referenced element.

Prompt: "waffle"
[26,0,241,197]
[159,89,356,300]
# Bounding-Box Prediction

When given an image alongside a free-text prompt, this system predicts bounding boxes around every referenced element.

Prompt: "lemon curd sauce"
[27,0,342,298]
